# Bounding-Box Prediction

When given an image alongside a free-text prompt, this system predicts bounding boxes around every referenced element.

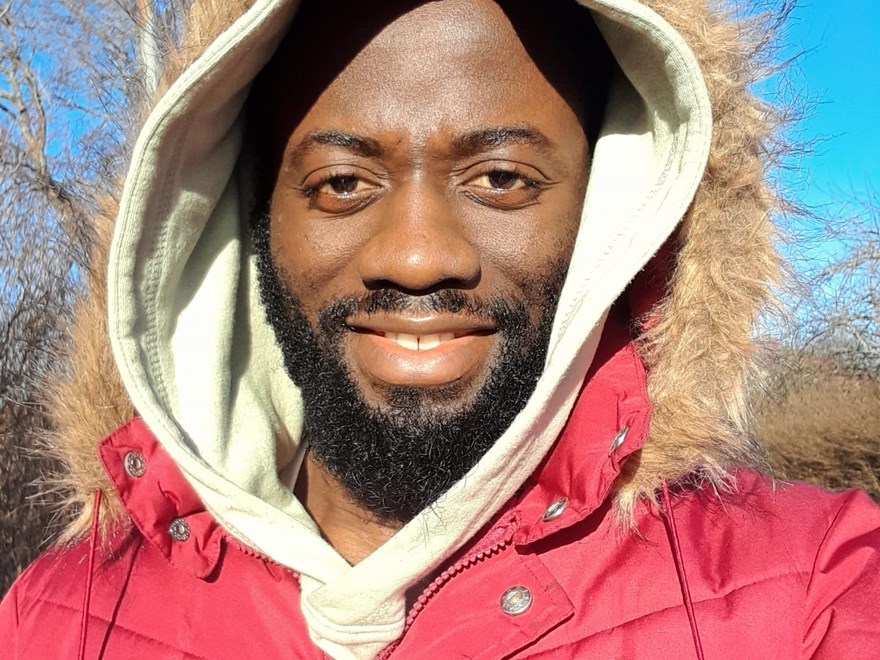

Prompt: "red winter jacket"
[3,331,880,659]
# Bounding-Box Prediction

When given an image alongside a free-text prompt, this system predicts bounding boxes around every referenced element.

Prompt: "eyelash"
[300,172,360,198]
[295,164,547,215]
[299,166,542,189]
[482,169,542,189]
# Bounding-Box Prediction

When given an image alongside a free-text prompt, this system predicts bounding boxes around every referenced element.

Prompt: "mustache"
[317,289,528,336]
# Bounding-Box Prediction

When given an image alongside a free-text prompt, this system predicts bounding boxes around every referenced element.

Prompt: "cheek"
[269,207,367,304]
[473,196,581,289]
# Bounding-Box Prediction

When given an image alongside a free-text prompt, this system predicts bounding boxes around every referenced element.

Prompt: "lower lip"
[348,333,495,387]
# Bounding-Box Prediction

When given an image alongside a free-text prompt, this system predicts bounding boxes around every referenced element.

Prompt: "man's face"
[254,0,594,522]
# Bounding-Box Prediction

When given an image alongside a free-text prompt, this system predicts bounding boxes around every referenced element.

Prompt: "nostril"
[359,246,482,293]
[362,277,481,295]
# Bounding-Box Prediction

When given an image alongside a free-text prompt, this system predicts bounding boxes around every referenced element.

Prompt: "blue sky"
[782,0,879,208]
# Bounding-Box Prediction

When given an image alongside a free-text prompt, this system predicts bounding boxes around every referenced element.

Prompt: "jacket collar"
[513,309,651,545]
[99,418,224,579]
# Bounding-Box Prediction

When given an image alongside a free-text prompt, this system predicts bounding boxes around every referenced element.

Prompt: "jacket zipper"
[377,523,516,659]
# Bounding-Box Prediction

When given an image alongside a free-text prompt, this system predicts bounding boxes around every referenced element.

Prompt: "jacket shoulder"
[674,471,880,572]
[775,482,880,655]
[0,539,99,656]
[2,539,94,614]
[1,527,319,659]
[725,470,880,545]
[0,531,175,658]
[685,472,880,655]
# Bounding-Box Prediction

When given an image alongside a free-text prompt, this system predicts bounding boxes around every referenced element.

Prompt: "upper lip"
[346,314,496,338]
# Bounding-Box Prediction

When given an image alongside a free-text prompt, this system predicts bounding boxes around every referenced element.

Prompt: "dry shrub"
[0,409,62,597]
[754,351,880,500]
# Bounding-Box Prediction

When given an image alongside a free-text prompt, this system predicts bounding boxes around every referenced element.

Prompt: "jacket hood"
[44,0,779,657]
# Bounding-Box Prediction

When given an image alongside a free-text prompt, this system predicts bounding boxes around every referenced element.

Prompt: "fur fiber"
[44,0,789,538]
[614,0,782,517]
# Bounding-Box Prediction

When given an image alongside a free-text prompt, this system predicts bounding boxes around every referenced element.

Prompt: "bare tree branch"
[0,0,190,596]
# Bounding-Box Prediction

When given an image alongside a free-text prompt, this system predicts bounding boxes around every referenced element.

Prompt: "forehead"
[327,8,564,135]
[260,0,590,153]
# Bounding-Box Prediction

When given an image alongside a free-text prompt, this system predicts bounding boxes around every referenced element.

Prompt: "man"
[2,0,879,658]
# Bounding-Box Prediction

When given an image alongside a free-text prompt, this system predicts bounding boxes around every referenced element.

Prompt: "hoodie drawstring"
[79,489,103,660]
[661,483,705,660]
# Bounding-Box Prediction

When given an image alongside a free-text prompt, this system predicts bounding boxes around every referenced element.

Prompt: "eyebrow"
[283,124,557,169]
[451,125,556,158]
[284,130,383,169]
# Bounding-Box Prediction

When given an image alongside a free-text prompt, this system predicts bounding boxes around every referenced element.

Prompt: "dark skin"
[263,0,592,564]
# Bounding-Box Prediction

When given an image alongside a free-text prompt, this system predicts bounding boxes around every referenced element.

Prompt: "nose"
[357,182,481,293]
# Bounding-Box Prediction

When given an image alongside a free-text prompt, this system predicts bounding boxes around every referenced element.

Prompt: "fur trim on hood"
[45,0,778,539]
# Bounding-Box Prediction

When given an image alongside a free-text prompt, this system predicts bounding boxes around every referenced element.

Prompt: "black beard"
[251,211,567,524]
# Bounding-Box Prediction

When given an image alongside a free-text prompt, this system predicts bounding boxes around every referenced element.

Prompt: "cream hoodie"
[107,1,711,657]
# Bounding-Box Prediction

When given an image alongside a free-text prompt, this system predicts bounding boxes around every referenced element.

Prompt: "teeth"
[395,333,419,350]
[419,334,441,350]
[383,332,458,350]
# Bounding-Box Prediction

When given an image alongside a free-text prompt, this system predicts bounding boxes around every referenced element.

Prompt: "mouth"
[360,329,489,351]
[345,316,498,388]
[348,315,495,349]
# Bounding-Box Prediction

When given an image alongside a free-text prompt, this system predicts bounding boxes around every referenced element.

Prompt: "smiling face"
[252,0,608,521]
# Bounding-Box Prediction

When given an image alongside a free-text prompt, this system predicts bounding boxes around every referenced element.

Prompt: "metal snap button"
[609,426,629,455]
[123,451,146,478]
[168,517,190,542]
[541,497,568,522]
[500,586,532,616]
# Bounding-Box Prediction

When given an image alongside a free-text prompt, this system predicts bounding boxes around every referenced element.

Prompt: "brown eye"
[302,170,382,214]
[462,165,544,210]
[327,175,360,195]
[486,171,519,190]
[471,171,530,192]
